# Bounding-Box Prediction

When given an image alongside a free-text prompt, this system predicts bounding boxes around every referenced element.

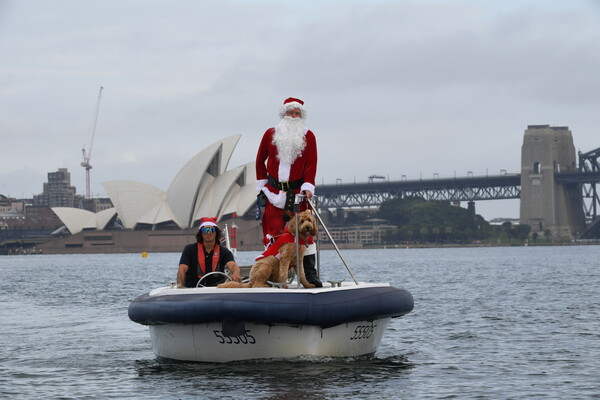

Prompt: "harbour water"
[1,246,599,399]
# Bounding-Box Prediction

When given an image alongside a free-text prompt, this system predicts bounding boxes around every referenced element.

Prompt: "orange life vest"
[197,243,220,277]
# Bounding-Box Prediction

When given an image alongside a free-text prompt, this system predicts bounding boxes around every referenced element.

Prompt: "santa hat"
[279,97,307,119]
[199,217,218,229]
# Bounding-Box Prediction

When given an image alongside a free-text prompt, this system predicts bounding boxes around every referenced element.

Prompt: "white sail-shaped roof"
[53,135,259,234]
[166,135,241,228]
[95,207,118,230]
[219,162,258,219]
[218,135,240,175]
[192,165,245,222]
[103,180,167,229]
[136,200,181,228]
[51,207,96,234]
[187,174,216,227]
[51,207,115,234]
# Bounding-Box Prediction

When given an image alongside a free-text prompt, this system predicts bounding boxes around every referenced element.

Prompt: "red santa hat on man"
[199,217,218,229]
[279,97,307,119]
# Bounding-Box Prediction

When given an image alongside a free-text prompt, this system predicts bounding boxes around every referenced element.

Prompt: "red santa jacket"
[256,127,317,209]
[255,228,314,262]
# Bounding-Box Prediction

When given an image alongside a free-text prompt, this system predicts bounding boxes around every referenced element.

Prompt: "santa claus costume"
[255,97,321,286]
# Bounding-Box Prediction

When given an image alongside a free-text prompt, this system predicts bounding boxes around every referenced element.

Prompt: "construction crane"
[81,86,103,199]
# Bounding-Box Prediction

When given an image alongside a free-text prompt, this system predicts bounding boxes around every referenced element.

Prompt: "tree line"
[343,197,531,245]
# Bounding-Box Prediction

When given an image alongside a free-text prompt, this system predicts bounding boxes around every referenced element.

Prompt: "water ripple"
[2,247,600,399]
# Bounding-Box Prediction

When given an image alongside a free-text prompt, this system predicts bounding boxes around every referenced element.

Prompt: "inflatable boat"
[128,197,413,362]
[128,281,413,363]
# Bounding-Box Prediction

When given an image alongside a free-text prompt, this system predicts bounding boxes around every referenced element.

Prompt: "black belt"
[267,176,304,192]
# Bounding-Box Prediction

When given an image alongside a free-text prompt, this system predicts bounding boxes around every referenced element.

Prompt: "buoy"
[142,252,148,258]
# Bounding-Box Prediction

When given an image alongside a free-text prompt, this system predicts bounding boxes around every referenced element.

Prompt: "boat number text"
[350,323,377,340]
[213,330,256,344]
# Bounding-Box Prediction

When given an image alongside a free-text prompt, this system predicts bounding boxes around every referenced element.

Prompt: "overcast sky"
[1,0,599,219]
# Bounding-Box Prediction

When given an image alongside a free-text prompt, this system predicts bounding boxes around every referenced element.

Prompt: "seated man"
[177,217,242,287]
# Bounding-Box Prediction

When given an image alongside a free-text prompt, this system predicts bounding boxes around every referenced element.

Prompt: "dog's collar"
[282,228,310,245]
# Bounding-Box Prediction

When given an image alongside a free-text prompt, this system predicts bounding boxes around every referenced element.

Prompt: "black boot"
[303,254,322,287]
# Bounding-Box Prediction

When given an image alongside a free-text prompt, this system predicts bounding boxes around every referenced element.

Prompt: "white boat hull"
[149,318,391,363]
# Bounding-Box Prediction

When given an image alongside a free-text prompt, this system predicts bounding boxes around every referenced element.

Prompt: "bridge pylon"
[520,125,585,239]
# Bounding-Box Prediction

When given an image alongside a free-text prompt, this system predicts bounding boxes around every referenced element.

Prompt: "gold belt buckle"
[281,181,289,192]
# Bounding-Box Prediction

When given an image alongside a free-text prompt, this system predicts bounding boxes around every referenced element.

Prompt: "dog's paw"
[217,282,245,288]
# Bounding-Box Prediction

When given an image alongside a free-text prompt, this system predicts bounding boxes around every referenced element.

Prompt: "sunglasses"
[200,226,216,234]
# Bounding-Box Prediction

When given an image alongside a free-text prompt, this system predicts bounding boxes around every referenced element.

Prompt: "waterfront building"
[318,222,396,246]
[36,135,262,253]
[50,135,257,235]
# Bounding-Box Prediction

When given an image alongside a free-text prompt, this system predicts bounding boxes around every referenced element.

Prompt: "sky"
[1,0,599,220]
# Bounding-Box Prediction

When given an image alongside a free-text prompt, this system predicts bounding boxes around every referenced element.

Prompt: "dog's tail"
[217,281,249,289]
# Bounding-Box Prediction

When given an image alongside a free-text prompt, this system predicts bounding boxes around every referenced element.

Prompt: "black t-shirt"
[179,243,235,287]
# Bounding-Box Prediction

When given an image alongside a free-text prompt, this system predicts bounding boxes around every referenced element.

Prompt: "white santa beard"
[273,117,307,166]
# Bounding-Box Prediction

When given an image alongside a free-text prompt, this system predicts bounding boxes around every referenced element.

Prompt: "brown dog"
[219,210,318,289]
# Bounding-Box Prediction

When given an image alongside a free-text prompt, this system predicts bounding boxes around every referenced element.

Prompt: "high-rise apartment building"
[33,168,79,207]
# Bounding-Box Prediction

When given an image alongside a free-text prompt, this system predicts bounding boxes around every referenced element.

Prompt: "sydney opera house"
[40,135,263,253]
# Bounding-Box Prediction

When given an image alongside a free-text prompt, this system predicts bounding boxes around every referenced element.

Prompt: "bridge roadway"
[315,171,600,209]
[316,174,521,208]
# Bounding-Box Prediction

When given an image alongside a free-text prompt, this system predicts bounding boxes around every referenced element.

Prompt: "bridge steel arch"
[315,170,600,238]
[313,128,600,240]
[316,174,521,209]
[578,147,600,219]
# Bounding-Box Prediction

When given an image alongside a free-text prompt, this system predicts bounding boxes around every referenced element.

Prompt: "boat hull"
[149,318,391,363]
[129,282,413,362]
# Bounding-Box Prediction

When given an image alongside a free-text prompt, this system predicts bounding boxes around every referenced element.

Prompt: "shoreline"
[4,239,599,256]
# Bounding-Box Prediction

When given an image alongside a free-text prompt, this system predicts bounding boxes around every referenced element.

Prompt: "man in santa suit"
[256,97,322,287]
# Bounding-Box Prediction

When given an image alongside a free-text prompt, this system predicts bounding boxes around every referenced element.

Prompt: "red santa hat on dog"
[199,217,218,229]
[279,97,307,119]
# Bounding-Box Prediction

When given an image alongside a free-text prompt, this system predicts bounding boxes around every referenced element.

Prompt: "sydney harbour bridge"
[315,144,600,239]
